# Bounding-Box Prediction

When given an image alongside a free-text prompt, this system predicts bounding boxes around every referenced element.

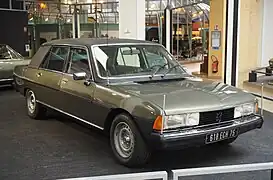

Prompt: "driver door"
[59,46,99,125]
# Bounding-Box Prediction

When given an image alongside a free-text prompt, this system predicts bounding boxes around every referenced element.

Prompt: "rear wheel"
[110,113,151,167]
[26,89,47,119]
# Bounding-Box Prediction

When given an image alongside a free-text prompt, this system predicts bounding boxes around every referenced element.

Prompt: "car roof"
[42,38,157,46]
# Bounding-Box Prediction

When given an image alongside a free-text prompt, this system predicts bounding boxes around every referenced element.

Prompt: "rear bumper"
[150,115,263,150]
[12,74,24,94]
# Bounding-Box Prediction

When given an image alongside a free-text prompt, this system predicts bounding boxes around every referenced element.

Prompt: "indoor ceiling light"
[150,3,156,10]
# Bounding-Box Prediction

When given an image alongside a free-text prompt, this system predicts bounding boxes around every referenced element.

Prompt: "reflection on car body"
[13,38,263,167]
[0,44,30,85]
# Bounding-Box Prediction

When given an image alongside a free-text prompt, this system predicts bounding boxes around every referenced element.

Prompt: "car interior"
[95,46,168,77]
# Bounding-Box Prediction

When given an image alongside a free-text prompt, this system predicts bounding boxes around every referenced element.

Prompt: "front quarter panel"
[122,97,162,141]
[93,84,161,139]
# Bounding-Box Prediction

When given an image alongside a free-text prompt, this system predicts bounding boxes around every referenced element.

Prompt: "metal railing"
[248,66,273,83]
[59,162,273,180]
[59,171,168,180]
[172,162,273,180]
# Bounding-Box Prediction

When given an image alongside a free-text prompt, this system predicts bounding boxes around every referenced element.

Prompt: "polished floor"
[0,86,273,180]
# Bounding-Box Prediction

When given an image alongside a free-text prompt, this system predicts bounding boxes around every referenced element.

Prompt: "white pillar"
[119,0,145,40]
[261,0,273,67]
[225,0,234,86]
[72,11,80,38]
[225,0,240,87]
[165,7,171,52]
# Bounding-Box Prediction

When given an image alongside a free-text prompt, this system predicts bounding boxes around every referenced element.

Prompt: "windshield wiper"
[149,63,168,79]
[161,64,181,78]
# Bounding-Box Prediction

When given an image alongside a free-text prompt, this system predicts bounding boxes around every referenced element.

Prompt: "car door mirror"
[73,72,87,80]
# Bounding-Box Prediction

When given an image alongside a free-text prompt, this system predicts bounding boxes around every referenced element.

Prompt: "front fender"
[120,97,162,142]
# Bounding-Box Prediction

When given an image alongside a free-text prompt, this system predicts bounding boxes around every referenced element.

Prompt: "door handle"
[36,72,42,77]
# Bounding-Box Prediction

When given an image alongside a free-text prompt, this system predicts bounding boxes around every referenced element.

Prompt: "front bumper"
[150,115,263,150]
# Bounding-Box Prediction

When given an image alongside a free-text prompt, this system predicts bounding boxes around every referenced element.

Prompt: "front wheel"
[26,89,47,119]
[110,113,151,167]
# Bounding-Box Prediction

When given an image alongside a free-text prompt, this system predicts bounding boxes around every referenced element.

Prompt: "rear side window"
[40,46,69,72]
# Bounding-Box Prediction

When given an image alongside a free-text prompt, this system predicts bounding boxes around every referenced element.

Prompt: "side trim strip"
[36,100,104,130]
[0,78,13,82]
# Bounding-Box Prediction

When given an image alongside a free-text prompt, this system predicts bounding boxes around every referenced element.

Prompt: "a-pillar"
[119,0,145,40]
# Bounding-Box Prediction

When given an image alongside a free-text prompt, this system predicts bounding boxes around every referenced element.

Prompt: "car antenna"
[106,0,109,86]
[106,70,110,86]
[261,82,264,117]
[161,94,166,135]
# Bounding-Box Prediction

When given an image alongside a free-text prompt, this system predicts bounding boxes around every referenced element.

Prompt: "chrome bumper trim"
[162,116,262,138]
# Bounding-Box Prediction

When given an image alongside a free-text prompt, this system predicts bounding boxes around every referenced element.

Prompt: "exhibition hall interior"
[0,0,273,179]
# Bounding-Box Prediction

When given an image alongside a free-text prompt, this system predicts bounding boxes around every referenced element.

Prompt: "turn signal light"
[153,115,163,131]
[255,101,259,114]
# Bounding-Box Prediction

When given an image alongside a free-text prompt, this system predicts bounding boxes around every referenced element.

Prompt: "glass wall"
[24,0,209,60]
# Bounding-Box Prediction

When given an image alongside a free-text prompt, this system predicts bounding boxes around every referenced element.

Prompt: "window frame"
[65,46,94,80]
[39,45,70,73]
[91,43,185,80]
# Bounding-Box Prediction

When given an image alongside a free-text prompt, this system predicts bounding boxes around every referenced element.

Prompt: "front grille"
[199,108,234,125]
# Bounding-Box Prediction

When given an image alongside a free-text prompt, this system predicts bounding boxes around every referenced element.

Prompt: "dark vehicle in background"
[0,44,30,85]
[13,38,263,167]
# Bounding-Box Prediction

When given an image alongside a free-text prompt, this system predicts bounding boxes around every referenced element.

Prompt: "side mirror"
[73,72,87,80]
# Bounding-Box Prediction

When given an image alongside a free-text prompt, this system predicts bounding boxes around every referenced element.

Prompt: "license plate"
[205,128,239,144]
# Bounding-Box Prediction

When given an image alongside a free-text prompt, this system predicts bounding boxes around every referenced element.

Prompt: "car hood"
[111,77,255,115]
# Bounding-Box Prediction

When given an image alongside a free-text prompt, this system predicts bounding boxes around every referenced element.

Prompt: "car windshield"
[92,44,187,78]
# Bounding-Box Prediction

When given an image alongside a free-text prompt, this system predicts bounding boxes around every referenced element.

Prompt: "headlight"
[234,102,257,118]
[163,113,199,129]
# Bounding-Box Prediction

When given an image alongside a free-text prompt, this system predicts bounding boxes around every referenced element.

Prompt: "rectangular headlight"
[163,113,199,129]
[234,102,256,118]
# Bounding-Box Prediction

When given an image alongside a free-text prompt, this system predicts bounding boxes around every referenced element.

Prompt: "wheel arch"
[24,87,29,96]
[104,108,132,135]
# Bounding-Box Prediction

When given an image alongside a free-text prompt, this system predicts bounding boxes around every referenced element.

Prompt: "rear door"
[35,45,70,109]
[59,46,100,126]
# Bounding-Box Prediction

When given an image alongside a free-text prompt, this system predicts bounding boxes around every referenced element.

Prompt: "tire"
[110,113,151,167]
[25,89,47,119]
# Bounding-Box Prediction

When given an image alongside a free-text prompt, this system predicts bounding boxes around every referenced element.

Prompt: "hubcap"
[27,90,36,114]
[113,122,134,158]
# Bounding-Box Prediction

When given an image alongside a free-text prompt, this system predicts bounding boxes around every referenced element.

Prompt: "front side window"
[67,47,91,76]
[93,44,186,78]
[41,46,69,72]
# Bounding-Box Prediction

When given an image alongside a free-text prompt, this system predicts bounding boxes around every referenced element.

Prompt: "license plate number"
[205,128,239,144]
